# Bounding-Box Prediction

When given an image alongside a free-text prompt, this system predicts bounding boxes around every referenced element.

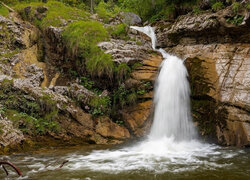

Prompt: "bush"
[232,2,241,14]
[109,23,128,39]
[212,2,225,12]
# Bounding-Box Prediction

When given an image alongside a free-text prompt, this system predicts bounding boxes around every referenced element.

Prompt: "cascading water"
[130,26,197,141]
[6,26,248,180]
[61,26,232,173]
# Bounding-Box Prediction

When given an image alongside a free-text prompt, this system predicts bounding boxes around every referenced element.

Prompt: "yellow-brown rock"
[132,55,162,81]
[96,117,130,140]
[122,100,153,137]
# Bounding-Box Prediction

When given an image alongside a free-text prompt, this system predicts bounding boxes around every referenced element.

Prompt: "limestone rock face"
[155,5,250,146]
[171,44,250,146]
[0,118,24,147]
[156,6,250,47]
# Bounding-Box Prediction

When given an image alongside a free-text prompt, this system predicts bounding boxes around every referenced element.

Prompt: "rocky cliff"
[155,4,250,146]
[0,8,159,153]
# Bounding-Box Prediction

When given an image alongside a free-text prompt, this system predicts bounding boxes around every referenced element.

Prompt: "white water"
[130,26,197,141]
[51,26,236,174]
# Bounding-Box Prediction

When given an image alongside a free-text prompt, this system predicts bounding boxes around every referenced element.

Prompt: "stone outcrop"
[156,5,250,146]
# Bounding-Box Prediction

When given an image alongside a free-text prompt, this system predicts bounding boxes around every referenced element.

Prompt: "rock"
[199,0,211,10]
[0,118,25,147]
[172,43,250,146]
[96,117,130,139]
[68,83,95,105]
[131,55,162,81]
[98,39,151,64]
[36,6,48,13]
[24,6,31,16]
[122,100,153,137]
[156,5,250,47]
[120,12,142,25]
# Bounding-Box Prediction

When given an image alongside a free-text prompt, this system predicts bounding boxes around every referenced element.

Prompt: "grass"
[63,21,115,79]
[0,3,9,17]
[116,63,131,83]
[14,0,89,28]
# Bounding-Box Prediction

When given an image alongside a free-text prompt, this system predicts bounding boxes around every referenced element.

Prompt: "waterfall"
[62,26,223,174]
[131,26,197,141]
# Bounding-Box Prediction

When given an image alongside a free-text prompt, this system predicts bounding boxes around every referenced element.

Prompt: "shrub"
[212,2,225,12]
[110,23,128,39]
[232,2,241,14]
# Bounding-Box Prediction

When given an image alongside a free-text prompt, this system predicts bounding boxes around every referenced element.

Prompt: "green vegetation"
[62,21,114,79]
[246,3,250,10]
[232,2,241,14]
[0,79,60,135]
[108,23,128,40]
[0,3,9,17]
[95,0,120,23]
[226,15,244,25]
[116,63,131,83]
[212,1,224,12]
[14,1,89,28]
[90,96,111,116]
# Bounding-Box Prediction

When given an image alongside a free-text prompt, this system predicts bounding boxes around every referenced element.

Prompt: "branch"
[2,165,9,176]
[0,161,22,177]
[57,160,69,169]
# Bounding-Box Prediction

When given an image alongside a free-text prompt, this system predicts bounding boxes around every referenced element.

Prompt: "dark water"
[0,142,250,180]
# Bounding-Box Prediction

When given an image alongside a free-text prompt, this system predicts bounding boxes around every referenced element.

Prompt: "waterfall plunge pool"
[1,142,250,180]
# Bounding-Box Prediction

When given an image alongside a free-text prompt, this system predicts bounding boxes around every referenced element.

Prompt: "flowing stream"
[1,27,250,180]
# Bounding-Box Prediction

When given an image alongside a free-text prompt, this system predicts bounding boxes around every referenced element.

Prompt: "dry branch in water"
[0,161,22,177]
